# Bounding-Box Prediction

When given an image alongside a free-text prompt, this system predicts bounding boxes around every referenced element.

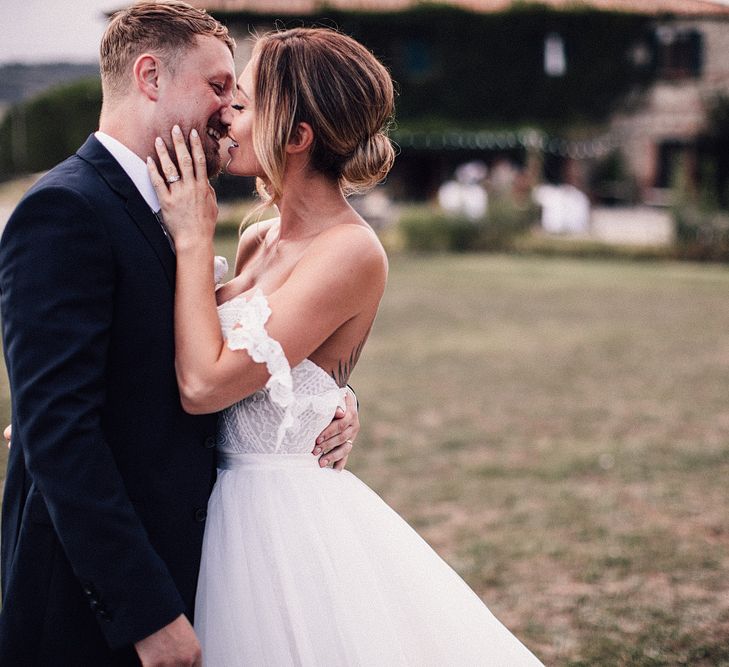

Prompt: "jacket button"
[203,436,216,449]
[194,508,207,522]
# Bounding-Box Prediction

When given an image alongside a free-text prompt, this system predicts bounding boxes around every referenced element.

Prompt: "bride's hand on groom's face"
[313,389,360,471]
[147,126,218,249]
[4,424,10,449]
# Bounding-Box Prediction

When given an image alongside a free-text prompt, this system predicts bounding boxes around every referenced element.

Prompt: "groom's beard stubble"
[161,135,224,182]
[204,136,225,180]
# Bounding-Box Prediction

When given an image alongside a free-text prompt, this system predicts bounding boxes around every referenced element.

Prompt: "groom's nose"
[219,100,234,129]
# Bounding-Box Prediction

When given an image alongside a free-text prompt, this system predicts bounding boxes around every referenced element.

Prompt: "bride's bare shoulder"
[307,221,388,283]
[235,217,279,275]
[331,220,386,254]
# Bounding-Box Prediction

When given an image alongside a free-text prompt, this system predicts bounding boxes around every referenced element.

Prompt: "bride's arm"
[177,225,384,415]
[148,127,386,416]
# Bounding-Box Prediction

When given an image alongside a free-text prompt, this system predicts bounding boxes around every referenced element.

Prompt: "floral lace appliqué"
[214,255,229,285]
[222,289,294,450]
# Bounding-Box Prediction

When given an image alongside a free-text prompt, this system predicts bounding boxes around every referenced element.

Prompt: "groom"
[0,2,358,665]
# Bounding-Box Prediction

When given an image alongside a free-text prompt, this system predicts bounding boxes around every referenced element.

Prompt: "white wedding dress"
[195,289,543,666]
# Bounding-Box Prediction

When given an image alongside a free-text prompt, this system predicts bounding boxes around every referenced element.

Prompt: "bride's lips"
[227,133,240,152]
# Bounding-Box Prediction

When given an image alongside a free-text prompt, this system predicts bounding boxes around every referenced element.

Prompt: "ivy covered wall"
[220,5,659,128]
[0,5,669,181]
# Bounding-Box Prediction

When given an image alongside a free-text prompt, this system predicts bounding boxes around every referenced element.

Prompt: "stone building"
[606,6,729,203]
[194,0,729,203]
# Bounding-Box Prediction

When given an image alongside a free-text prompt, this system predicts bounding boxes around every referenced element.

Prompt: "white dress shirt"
[95,131,160,213]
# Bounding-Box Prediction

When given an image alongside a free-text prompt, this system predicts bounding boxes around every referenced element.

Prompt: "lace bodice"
[215,289,346,456]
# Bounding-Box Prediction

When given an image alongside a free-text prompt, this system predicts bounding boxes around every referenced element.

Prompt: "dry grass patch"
[344,254,729,665]
[2,243,728,665]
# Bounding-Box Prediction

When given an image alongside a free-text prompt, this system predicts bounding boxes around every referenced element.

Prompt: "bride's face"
[225,61,260,178]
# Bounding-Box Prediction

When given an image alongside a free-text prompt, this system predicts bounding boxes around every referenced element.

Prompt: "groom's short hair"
[100,1,235,98]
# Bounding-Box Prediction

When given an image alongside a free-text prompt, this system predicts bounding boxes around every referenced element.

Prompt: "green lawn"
[2,249,729,665]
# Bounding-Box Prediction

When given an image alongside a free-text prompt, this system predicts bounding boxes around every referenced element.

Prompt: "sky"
[2,0,115,64]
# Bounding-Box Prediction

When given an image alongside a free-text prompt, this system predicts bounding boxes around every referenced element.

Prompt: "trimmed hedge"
[0,78,102,181]
[399,196,537,252]
[675,206,729,262]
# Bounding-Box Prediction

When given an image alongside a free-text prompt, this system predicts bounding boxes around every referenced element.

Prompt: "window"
[656,140,691,189]
[654,27,703,80]
[544,32,566,77]
[404,39,432,80]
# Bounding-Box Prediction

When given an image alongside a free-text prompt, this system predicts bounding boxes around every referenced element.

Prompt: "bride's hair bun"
[251,28,396,205]
[341,133,396,195]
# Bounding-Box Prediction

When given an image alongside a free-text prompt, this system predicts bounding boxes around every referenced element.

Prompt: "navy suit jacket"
[0,136,218,665]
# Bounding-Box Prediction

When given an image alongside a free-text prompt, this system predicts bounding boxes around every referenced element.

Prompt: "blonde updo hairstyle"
[249,27,395,215]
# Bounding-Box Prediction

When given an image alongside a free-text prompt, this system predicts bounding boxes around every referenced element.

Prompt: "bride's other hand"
[313,389,360,471]
[4,424,11,449]
[147,126,218,249]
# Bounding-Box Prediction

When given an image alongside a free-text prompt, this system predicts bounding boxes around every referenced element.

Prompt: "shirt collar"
[95,131,160,212]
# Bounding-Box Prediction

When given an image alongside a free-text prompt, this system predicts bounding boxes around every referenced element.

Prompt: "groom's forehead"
[181,38,235,79]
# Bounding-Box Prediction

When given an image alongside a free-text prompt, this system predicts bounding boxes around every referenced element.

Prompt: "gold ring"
[166,173,181,184]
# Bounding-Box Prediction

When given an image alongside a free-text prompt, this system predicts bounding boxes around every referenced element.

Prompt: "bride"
[148,27,542,666]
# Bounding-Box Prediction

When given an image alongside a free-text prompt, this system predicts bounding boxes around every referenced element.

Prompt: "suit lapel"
[124,195,177,289]
[76,135,176,289]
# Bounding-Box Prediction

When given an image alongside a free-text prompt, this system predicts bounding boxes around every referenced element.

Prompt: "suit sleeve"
[0,185,186,649]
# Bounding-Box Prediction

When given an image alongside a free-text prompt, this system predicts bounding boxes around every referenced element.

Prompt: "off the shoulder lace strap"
[214,255,229,285]
[223,289,294,450]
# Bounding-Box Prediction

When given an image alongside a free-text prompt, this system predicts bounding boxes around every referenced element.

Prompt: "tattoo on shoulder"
[331,335,368,387]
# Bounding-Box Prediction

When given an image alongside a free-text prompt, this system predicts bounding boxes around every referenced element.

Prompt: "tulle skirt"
[195,452,542,666]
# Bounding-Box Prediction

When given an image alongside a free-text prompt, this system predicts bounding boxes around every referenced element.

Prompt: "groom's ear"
[133,54,161,101]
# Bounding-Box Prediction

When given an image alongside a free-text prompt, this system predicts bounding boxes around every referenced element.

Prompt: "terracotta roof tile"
[197,0,729,16]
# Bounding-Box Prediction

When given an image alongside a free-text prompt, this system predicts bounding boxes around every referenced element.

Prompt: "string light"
[392,128,626,159]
